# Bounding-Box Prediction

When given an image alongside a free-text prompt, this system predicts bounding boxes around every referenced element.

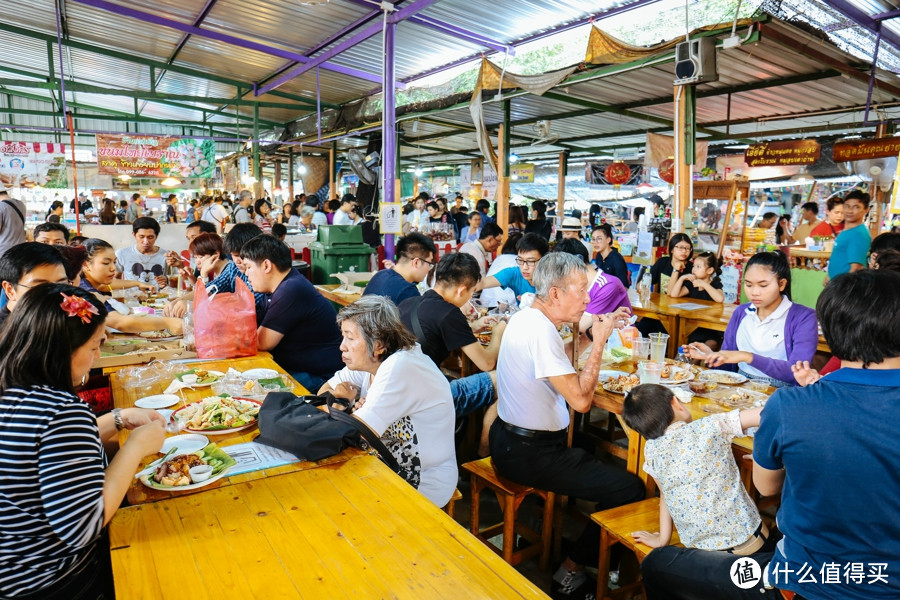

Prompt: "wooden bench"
[591,497,682,600]
[462,457,556,569]
[443,488,463,520]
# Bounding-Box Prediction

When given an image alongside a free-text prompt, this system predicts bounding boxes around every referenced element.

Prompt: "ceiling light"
[415,167,424,176]
[789,167,814,184]
[297,163,308,175]
[509,153,520,164]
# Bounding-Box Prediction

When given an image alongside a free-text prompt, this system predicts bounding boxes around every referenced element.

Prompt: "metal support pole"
[66,113,80,235]
[557,151,566,220]
[864,23,884,125]
[253,103,261,197]
[316,67,322,141]
[288,147,294,201]
[382,6,397,261]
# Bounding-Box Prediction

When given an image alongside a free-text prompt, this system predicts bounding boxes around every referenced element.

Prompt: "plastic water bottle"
[675,347,691,366]
[182,301,195,351]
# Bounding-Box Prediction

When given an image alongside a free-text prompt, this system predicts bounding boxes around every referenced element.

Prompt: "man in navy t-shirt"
[240,235,343,392]
[362,232,436,307]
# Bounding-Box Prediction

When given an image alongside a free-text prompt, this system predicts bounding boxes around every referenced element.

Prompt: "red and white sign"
[0,141,68,188]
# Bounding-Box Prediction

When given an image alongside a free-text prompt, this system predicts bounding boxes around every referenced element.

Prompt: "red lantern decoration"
[658,157,675,184]
[604,161,631,187]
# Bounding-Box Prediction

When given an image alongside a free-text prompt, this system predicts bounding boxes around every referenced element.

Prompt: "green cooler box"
[308,225,376,285]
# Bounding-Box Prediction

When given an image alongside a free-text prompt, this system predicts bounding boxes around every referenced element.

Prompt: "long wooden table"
[109,453,549,600]
[631,291,830,354]
[111,354,321,505]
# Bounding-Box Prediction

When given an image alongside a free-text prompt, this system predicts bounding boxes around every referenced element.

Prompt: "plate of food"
[708,388,768,409]
[139,329,181,341]
[139,442,235,490]
[602,374,641,395]
[659,364,695,384]
[171,395,261,434]
[174,368,224,387]
[475,330,492,345]
[134,393,181,409]
[698,370,748,385]
[597,369,630,382]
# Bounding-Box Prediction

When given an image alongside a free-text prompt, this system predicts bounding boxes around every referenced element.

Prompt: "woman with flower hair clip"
[0,284,166,598]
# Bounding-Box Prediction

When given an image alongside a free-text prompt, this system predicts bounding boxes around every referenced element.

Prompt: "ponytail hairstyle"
[745,251,792,300]
[694,251,721,285]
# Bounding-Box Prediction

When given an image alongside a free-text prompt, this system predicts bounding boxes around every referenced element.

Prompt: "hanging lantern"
[605,161,631,189]
[658,157,676,184]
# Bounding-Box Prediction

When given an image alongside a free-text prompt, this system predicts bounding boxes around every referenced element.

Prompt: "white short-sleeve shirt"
[735,297,792,378]
[496,307,575,431]
[328,345,457,507]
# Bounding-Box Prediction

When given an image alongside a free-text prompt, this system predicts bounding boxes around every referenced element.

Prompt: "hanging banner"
[96,134,215,178]
[833,138,900,162]
[0,142,68,188]
[744,140,820,166]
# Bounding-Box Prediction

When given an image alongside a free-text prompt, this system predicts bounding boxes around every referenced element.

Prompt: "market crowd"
[0,184,897,600]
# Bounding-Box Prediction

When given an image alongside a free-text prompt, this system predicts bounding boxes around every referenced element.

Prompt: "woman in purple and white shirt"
[684,251,818,387]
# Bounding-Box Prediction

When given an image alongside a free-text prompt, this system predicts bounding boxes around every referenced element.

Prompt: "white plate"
[174,370,225,388]
[135,393,181,409]
[659,366,695,385]
[159,434,209,456]
[139,465,231,491]
[241,368,279,379]
[597,370,630,382]
[698,370,748,385]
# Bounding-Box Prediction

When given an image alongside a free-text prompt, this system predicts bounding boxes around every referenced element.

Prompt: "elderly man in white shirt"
[489,253,644,600]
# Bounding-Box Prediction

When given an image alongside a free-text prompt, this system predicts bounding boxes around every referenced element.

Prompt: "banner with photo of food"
[0,142,68,188]
[96,134,215,179]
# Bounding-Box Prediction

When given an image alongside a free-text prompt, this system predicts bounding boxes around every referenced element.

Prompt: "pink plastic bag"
[194,277,258,359]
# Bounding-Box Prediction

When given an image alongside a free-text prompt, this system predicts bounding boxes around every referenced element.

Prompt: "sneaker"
[552,567,596,600]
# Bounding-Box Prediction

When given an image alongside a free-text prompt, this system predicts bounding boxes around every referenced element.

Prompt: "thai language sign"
[833,138,900,162]
[744,140,820,166]
[0,142,68,189]
[96,134,215,178]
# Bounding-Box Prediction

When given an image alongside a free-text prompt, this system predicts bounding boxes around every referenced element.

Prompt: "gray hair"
[239,189,253,200]
[299,205,316,218]
[532,253,591,298]
[336,295,417,361]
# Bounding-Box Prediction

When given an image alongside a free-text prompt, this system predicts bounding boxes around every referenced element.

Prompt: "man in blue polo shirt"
[641,269,900,599]
[478,232,548,301]
[240,234,343,391]
[363,232,435,307]
[827,189,871,281]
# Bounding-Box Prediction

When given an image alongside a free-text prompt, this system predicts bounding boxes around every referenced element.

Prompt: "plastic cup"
[632,338,650,362]
[638,361,663,384]
[620,326,637,349]
[649,333,669,362]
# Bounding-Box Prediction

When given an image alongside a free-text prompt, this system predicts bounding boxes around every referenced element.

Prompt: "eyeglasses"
[673,245,693,252]
[515,258,540,266]
[416,256,434,267]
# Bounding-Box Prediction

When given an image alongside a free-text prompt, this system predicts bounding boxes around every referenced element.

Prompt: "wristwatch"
[112,408,124,431]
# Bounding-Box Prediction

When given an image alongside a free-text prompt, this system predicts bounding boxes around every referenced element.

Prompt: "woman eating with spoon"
[0,283,165,598]
[683,251,818,387]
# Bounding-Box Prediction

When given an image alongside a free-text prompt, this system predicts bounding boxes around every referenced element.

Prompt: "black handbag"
[255,391,401,474]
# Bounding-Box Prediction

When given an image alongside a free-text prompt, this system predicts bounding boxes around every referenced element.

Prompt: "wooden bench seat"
[591,497,682,600]
[462,457,555,569]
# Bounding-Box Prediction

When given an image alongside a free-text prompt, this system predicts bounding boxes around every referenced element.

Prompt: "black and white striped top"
[0,386,106,597]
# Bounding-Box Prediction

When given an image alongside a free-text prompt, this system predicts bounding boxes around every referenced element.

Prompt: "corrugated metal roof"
[2,0,900,176]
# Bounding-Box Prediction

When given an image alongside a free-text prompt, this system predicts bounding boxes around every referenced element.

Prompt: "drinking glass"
[649,333,669,363]
[632,337,650,362]
[638,361,662,384]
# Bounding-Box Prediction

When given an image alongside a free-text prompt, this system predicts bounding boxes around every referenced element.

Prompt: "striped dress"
[0,386,106,597]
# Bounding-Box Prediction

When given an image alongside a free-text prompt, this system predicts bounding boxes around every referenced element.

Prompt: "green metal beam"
[0,65,285,128]
[0,78,309,110]
[0,22,339,110]
[0,105,245,137]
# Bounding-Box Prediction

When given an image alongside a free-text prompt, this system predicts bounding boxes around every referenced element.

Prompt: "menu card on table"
[224,441,301,476]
